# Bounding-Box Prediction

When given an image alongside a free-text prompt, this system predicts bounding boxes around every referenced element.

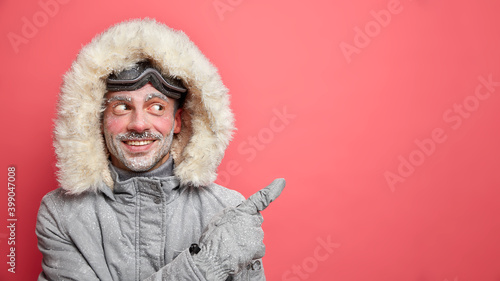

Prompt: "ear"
[173,108,182,134]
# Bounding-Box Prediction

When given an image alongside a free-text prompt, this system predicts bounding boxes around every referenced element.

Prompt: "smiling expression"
[102,83,182,172]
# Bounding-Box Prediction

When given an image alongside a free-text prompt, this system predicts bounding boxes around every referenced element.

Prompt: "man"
[36,19,285,281]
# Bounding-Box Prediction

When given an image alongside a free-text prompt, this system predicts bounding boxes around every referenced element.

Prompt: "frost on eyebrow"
[104,96,132,105]
[145,93,170,103]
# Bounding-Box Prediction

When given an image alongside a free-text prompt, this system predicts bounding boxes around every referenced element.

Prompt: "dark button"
[189,244,201,255]
[154,197,161,204]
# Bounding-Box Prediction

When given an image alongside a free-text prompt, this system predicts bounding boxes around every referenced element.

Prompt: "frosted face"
[102,83,182,172]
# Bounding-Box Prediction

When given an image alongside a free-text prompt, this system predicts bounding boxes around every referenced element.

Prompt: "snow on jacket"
[36,19,265,280]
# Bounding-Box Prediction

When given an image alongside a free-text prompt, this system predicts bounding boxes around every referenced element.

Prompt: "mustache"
[116,131,163,141]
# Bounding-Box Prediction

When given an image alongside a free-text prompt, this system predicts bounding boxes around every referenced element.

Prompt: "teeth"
[126,140,154,146]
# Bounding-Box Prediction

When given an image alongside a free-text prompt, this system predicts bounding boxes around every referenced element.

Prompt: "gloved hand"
[192,178,286,281]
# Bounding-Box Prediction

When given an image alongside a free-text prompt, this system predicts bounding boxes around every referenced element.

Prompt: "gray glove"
[192,178,286,281]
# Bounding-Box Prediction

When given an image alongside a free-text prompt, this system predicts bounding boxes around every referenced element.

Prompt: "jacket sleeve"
[36,194,209,281]
[144,254,266,281]
[143,250,207,280]
[36,194,102,281]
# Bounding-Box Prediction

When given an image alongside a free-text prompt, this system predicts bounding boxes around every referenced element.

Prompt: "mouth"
[121,139,157,153]
[124,140,155,146]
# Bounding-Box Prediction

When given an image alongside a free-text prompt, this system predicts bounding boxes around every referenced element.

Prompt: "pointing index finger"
[238,178,286,214]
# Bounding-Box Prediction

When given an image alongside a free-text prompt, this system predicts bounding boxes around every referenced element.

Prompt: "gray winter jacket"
[36,159,265,280]
[36,19,266,280]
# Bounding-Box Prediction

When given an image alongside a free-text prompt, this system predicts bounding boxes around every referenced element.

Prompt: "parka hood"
[54,19,234,194]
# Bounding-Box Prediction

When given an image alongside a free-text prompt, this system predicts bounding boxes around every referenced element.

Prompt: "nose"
[127,109,151,133]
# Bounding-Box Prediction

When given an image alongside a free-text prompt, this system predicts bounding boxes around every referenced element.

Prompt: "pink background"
[1,0,500,280]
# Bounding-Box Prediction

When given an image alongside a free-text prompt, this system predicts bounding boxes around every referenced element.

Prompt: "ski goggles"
[106,61,187,99]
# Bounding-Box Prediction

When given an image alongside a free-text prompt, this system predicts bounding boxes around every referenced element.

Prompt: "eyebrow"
[104,96,131,105]
[145,93,169,103]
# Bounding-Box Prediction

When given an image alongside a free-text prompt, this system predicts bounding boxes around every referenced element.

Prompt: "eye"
[112,103,130,114]
[149,104,166,115]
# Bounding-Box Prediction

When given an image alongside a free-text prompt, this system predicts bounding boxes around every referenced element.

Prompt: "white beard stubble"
[104,125,175,172]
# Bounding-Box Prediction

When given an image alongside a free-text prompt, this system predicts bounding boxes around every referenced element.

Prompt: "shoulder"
[40,187,102,208]
[37,188,104,224]
[181,183,245,209]
[37,187,108,237]
[206,183,246,201]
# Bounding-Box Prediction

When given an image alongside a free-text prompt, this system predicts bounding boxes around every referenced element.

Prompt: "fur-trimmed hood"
[54,19,234,194]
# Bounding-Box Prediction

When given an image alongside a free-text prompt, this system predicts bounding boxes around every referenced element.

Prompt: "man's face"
[102,83,182,172]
